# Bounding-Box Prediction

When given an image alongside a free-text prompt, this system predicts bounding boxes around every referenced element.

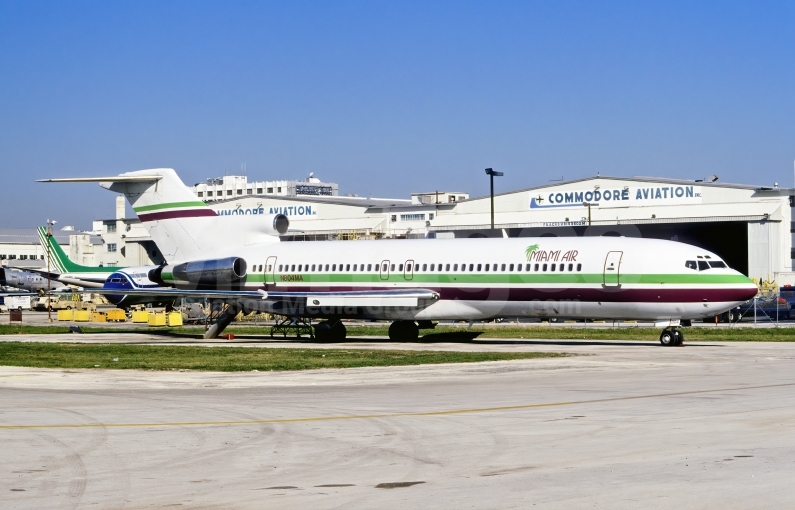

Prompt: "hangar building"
[422,176,794,284]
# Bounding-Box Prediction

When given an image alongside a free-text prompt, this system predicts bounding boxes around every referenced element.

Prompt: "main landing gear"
[388,320,420,342]
[659,327,684,347]
[314,319,347,342]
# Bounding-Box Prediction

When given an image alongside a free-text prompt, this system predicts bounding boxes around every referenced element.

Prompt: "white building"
[191,174,339,201]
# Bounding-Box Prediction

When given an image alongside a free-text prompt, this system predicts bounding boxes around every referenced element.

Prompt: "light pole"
[46,219,56,322]
[485,168,504,230]
[582,202,598,226]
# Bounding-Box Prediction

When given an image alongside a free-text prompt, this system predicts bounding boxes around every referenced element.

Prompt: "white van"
[4,295,32,311]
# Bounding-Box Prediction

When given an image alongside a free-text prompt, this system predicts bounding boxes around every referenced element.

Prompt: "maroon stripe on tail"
[137,209,217,222]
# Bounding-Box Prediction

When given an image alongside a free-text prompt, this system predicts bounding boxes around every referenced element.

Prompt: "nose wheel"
[659,327,684,346]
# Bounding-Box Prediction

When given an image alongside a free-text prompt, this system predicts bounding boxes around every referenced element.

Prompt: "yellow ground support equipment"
[166,312,183,327]
[73,310,90,322]
[57,310,73,321]
[106,309,127,322]
[148,312,167,327]
[131,310,149,323]
[91,312,107,323]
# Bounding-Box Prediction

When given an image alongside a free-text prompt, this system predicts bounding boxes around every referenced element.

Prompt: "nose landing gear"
[659,327,684,346]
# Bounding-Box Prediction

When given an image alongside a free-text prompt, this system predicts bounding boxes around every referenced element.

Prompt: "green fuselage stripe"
[133,201,208,213]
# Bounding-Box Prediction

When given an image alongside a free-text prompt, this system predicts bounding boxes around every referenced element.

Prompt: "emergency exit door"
[603,251,623,287]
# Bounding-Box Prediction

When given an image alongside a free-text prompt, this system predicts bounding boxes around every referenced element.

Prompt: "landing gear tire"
[314,320,347,342]
[673,329,684,346]
[388,321,419,342]
[660,328,684,347]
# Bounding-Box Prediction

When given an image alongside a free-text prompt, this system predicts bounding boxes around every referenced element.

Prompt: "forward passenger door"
[603,251,623,287]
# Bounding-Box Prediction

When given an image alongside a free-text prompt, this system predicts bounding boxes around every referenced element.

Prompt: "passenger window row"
[271,262,583,273]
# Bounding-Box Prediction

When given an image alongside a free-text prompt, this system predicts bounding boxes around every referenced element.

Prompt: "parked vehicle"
[31,295,75,312]
[737,297,791,321]
[4,295,32,311]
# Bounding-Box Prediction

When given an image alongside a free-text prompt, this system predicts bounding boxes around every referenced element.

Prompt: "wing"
[90,288,439,308]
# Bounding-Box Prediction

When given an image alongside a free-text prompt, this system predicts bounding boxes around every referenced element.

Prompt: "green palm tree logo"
[525,244,540,261]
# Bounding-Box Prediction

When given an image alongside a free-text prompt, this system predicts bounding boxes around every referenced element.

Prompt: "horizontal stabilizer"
[37,175,162,183]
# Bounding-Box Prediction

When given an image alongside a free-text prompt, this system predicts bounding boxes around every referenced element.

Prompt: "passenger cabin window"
[484,264,489,271]
[577,263,582,271]
[543,264,548,271]
[278,264,283,271]
[430,264,435,271]
[685,260,697,270]
[453,264,458,271]
[399,264,404,271]
[446,264,450,271]
[367,264,372,271]
[568,263,573,271]
[423,264,428,271]
[477,264,482,271]
[509,264,514,271]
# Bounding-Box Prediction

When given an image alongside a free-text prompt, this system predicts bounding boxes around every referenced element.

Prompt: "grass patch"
[0,342,566,371]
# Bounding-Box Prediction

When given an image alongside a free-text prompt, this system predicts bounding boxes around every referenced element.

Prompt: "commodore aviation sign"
[529,185,702,209]
[216,204,319,217]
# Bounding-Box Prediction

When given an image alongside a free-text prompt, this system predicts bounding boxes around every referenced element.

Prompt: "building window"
[277,187,282,193]
[107,243,117,253]
[429,213,434,220]
[106,223,116,233]
[449,196,456,202]
[391,215,397,222]
[400,214,425,221]
[197,191,203,197]
[227,190,233,196]
[40,255,45,260]
[237,189,243,195]
[20,255,28,260]
[267,187,273,193]
[207,191,213,197]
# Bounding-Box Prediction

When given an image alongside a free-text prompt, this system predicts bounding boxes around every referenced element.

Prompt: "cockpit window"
[708,261,726,268]
[698,261,709,271]
[685,261,697,270]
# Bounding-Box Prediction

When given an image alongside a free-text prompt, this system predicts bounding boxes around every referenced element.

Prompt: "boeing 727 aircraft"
[40,168,758,345]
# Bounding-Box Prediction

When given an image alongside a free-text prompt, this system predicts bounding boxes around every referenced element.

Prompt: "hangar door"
[603,251,623,287]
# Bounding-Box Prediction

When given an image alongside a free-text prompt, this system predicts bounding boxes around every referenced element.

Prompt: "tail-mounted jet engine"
[150,257,247,289]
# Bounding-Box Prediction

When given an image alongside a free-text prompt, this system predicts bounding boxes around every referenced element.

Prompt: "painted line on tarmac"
[2,382,794,430]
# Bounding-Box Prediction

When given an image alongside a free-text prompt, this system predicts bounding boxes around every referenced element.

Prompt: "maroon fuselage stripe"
[240,284,758,304]
[137,209,218,222]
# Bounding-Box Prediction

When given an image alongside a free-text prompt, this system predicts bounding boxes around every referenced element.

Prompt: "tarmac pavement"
[1,337,794,509]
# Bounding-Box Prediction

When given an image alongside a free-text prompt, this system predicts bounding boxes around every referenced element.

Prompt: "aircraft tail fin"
[40,168,286,263]
[36,226,111,274]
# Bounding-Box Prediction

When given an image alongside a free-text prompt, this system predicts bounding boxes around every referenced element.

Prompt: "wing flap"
[90,288,438,306]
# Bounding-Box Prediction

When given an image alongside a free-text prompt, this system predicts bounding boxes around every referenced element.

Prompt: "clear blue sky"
[1,1,793,229]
